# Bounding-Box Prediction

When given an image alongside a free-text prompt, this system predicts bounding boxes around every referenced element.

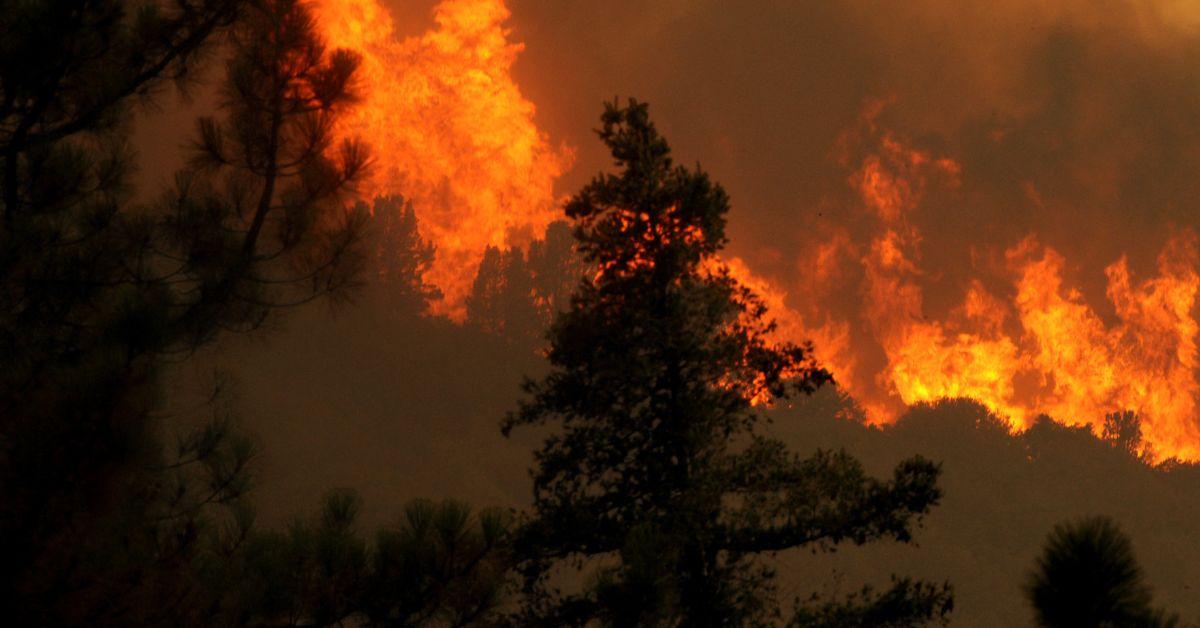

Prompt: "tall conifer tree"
[0,1,368,622]
[362,195,440,314]
[504,100,952,626]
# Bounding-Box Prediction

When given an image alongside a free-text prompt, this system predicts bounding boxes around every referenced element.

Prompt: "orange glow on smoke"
[720,257,856,404]
[312,2,1200,460]
[312,0,572,319]
[743,104,1200,462]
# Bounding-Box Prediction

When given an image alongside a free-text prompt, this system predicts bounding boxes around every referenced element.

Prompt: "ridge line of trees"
[4,1,1187,626]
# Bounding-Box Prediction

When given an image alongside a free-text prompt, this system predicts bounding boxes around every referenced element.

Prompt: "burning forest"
[5,0,1200,625]
[305,0,1200,464]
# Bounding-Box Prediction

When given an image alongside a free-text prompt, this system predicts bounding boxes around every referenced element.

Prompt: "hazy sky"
[499,0,1200,282]
[137,0,1200,288]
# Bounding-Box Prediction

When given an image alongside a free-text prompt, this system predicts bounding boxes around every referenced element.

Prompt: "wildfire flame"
[312,0,573,319]
[730,103,1200,463]
[311,1,1200,461]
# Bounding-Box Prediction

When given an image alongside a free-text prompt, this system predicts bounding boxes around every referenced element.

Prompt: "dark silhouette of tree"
[171,0,369,340]
[502,99,951,626]
[466,245,503,330]
[790,578,956,627]
[1026,516,1180,627]
[0,1,240,182]
[466,220,586,345]
[360,194,440,315]
[0,0,368,623]
[1103,410,1151,461]
[208,489,369,626]
[363,498,512,626]
[467,244,538,340]
[526,220,588,324]
[203,490,512,626]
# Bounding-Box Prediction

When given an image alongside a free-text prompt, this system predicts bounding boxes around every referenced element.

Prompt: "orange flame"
[312,0,573,319]
[742,104,1200,462]
[312,1,1200,460]
[720,256,856,400]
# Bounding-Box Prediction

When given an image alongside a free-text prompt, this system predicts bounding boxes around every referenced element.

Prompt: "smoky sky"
[135,0,1200,423]
[138,0,1200,299]
[497,0,1200,317]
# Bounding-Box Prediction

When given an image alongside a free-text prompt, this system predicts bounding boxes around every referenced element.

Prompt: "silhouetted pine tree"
[363,497,512,626]
[466,220,586,345]
[467,244,540,341]
[503,100,951,626]
[172,0,370,340]
[201,490,513,626]
[361,194,440,314]
[1102,410,1156,462]
[1026,516,1180,628]
[0,0,368,623]
[526,220,588,325]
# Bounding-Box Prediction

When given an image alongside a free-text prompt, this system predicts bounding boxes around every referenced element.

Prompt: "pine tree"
[1026,517,1180,628]
[503,100,951,626]
[466,244,539,341]
[202,491,513,626]
[362,195,440,315]
[466,221,586,345]
[527,220,589,326]
[0,1,368,623]
[1102,410,1150,461]
[170,0,370,341]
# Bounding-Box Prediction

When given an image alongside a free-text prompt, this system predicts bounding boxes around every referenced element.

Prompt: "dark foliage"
[1025,516,1180,628]
[468,244,539,340]
[360,194,440,315]
[791,577,955,627]
[502,99,950,626]
[0,0,367,623]
[1103,410,1150,461]
[202,490,513,626]
[171,0,370,341]
[467,220,585,344]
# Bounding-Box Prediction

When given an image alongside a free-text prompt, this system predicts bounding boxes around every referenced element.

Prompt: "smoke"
[499,0,1200,280]
[146,4,1200,621]
[312,0,573,320]
[138,0,1200,458]
[508,0,1200,259]
[486,0,1200,457]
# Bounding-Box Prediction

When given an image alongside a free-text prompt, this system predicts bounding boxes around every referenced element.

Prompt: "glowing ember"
[312,0,573,319]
